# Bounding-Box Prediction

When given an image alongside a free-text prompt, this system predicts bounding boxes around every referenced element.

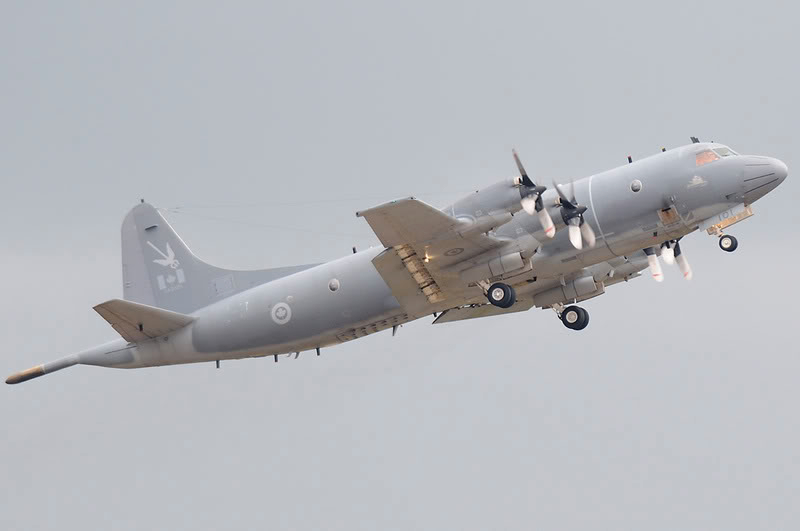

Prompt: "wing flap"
[370,248,435,317]
[357,197,510,308]
[94,299,194,343]
[432,299,535,324]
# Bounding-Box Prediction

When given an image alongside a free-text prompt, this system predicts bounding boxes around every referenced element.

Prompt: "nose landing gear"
[719,234,738,252]
[558,305,590,330]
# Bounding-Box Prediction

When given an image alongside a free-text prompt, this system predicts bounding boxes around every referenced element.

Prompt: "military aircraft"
[6,139,788,384]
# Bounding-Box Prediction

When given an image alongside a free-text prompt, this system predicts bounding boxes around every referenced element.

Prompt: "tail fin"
[122,202,316,313]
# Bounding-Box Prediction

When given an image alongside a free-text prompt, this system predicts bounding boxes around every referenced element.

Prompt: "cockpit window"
[713,147,738,157]
[696,150,720,167]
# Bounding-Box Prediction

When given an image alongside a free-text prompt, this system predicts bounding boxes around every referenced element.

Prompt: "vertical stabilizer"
[121,202,316,313]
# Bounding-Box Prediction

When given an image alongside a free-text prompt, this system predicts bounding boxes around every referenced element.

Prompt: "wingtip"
[6,365,45,385]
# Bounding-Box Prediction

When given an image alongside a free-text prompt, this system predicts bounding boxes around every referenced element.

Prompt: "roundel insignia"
[444,247,464,257]
[271,302,292,325]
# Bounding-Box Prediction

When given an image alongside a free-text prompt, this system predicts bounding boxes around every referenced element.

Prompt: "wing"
[357,197,516,316]
[433,252,651,324]
[432,298,536,324]
[522,252,651,309]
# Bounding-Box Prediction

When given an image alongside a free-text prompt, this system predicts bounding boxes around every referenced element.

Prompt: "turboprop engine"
[449,177,534,221]
[446,150,557,238]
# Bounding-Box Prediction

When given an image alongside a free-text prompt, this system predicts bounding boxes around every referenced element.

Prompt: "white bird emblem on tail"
[147,241,180,269]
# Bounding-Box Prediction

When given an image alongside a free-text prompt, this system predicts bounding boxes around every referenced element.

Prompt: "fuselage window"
[696,150,720,167]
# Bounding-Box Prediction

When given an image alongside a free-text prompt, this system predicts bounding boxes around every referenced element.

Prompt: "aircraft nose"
[741,156,788,203]
[772,158,788,184]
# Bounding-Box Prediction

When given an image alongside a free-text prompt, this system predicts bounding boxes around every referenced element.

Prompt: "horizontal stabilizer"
[94,299,194,343]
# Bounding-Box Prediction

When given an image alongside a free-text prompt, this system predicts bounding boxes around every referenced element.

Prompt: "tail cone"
[6,355,79,385]
[6,365,45,384]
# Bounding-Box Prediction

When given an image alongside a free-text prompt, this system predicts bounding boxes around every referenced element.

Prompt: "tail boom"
[6,355,79,384]
[5,339,133,385]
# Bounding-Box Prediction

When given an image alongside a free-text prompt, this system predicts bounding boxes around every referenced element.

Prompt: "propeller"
[644,247,664,282]
[512,149,556,238]
[674,241,693,280]
[554,181,596,250]
[648,240,693,281]
[660,241,675,265]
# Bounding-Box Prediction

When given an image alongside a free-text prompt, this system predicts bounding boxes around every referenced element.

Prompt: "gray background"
[2,1,798,529]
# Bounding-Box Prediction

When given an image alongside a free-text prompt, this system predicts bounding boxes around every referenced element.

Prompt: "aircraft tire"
[719,235,738,252]
[561,305,589,330]
[574,307,589,330]
[487,282,515,308]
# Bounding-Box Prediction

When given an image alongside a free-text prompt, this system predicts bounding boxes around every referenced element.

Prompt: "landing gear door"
[657,202,688,238]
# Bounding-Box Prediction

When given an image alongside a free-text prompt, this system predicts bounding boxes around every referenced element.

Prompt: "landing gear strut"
[719,234,738,252]
[560,305,589,330]
[486,282,516,309]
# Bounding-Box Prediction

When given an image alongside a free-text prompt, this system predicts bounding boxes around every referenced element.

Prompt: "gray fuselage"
[101,142,785,369]
[9,142,785,382]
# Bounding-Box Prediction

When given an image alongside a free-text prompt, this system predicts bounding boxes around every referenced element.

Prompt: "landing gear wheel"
[487,282,516,309]
[561,305,589,330]
[719,234,738,252]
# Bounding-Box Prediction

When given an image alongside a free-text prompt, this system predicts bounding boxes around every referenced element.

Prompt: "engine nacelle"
[459,251,527,284]
[534,276,605,308]
[455,212,513,237]
[446,178,527,220]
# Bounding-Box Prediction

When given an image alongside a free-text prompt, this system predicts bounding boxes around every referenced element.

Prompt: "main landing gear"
[486,282,516,309]
[557,305,590,331]
[718,234,738,252]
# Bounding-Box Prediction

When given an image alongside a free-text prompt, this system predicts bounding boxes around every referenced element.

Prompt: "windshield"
[696,150,720,167]
[713,146,738,157]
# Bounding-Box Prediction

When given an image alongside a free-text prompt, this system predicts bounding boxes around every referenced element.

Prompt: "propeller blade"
[580,222,596,248]
[512,149,535,187]
[661,242,675,265]
[568,221,582,249]
[521,194,537,215]
[554,181,575,208]
[539,208,556,238]
[675,242,693,280]
[646,253,664,282]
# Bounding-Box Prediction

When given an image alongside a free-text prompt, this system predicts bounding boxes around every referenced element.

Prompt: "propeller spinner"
[512,150,556,238]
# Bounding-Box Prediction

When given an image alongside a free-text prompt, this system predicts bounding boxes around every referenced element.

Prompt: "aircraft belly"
[190,248,401,354]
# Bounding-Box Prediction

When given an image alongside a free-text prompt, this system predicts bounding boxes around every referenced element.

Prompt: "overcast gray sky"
[2,1,799,529]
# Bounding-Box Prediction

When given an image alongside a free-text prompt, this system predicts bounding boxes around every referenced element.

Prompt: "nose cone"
[772,158,788,185]
[742,156,788,203]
